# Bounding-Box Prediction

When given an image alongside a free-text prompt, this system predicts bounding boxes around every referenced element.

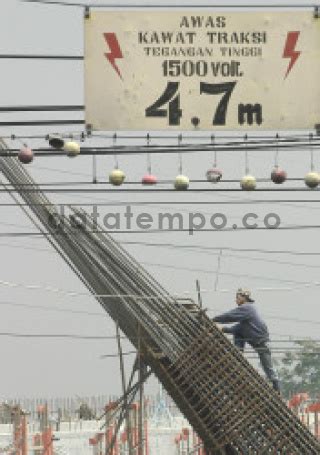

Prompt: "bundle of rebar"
[0,139,319,454]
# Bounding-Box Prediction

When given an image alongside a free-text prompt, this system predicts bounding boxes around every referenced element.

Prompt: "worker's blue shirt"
[212,303,269,345]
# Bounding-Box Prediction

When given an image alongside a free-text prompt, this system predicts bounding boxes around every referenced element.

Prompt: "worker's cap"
[237,288,254,302]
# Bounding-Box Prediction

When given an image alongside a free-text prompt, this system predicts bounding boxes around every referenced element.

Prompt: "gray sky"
[0,0,319,400]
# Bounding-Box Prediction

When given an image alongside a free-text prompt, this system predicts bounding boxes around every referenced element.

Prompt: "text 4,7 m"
[145,81,263,126]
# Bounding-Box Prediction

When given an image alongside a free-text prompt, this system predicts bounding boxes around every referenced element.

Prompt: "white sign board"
[84,10,320,131]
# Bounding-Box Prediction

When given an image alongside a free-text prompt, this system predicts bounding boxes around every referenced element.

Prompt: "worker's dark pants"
[234,337,280,392]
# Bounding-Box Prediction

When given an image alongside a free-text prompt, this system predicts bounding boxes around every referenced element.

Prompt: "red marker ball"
[271,167,287,184]
[142,174,157,185]
[18,147,33,164]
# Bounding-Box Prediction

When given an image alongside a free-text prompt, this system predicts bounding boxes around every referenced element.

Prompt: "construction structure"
[1,140,320,454]
[33,405,53,455]
[12,405,28,455]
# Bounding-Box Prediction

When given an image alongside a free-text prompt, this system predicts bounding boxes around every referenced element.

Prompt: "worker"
[212,288,280,392]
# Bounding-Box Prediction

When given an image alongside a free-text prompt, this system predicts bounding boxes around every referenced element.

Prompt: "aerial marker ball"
[271,167,287,184]
[18,147,33,164]
[206,168,222,183]
[304,172,320,189]
[174,174,189,191]
[64,141,81,157]
[142,174,157,185]
[240,175,257,191]
[109,169,126,186]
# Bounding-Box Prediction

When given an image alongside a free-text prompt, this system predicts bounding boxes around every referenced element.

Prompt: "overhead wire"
[2,131,317,142]
[0,179,310,186]
[1,224,320,235]
[0,105,83,112]
[3,231,320,272]
[2,298,320,329]
[0,324,315,346]
[21,0,318,9]
[3,198,320,206]
[2,225,320,258]
[3,147,320,158]
[14,161,320,215]
[141,262,320,285]
[1,272,320,299]
[0,54,83,60]
[120,242,320,257]
[0,120,84,127]
[0,187,317,192]
[5,135,320,156]
[0,300,105,317]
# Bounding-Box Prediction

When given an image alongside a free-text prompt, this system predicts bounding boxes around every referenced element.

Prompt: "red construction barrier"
[175,428,206,454]
[12,409,28,455]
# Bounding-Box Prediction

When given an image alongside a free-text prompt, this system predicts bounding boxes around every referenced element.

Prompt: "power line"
[0,199,318,206]
[22,0,87,6]
[5,132,85,140]
[120,242,320,257]
[0,54,83,60]
[266,316,320,326]
[0,331,117,339]
[0,277,296,298]
[4,131,317,141]
[4,233,320,261]
[26,163,320,213]
[1,271,320,300]
[3,293,320,336]
[0,180,310,187]
[0,329,315,360]
[91,132,314,141]
[3,234,320,259]
[21,0,317,9]
[0,300,105,317]
[0,120,84,127]
[1,225,320,236]
[3,298,320,328]
[142,261,320,285]
[220,252,320,270]
[209,306,320,324]
[0,187,317,193]
[0,105,83,112]
[0,327,315,346]
[0,240,51,252]
[11,134,319,144]
[32,163,93,178]
[100,351,136,359]
[5,136,320,154]
[2,234,320,273]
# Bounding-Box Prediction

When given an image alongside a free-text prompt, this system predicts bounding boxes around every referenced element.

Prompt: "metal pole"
[116,322,133,455]
[214,249,223,292]
[196,280,202,310]
[92,155,97,184]
[138,327,144,455]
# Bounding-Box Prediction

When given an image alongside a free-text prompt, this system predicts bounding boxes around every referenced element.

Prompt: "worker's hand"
[214,324,224,331]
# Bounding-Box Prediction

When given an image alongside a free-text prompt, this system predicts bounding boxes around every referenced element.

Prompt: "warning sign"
[84,10,320,131]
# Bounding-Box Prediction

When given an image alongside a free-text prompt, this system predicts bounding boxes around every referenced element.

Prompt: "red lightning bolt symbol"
[283,31,301,79]
[103,33,123,80]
